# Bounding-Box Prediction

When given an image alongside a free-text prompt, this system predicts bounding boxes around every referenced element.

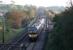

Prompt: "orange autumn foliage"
[8,10,28,28]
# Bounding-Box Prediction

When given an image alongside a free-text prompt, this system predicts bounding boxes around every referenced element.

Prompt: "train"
[27,18,46,41]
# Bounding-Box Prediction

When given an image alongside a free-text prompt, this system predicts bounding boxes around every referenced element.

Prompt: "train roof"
[27,27,37,32]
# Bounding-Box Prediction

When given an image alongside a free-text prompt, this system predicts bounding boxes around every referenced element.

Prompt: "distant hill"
[47,6,65,13]
[0,4,66,14]
[0,4,24,13]
[0,4,11,13]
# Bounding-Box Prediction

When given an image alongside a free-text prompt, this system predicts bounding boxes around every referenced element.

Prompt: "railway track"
[7,26,44,50]
[0,16,48,50]
[26,26,46,50]
[0,17,37,50]
[0,32,28,50]
[7,37,29,50]
[6,35,37,50]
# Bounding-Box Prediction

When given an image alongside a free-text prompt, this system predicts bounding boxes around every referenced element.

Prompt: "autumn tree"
[4,7,31,29]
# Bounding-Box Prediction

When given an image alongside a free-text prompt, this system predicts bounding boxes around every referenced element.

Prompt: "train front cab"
[28,32,38,42]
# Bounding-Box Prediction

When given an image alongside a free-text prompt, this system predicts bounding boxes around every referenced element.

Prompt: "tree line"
[45,2,73,50]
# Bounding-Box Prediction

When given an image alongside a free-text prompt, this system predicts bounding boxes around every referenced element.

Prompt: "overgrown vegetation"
[45,4,73,50]
[0,4,36,43]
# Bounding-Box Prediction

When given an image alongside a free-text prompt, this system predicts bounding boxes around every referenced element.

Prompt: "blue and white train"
[27,18,46,40]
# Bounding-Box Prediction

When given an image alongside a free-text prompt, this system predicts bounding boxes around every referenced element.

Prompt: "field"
[0,28,25,43]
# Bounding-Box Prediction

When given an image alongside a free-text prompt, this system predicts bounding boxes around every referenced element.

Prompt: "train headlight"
[28,33,38,38]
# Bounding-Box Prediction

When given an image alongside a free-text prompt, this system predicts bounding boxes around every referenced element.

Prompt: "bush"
[45,6,73,50]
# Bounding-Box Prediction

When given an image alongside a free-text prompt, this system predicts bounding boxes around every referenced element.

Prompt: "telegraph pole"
[2,16,6,43]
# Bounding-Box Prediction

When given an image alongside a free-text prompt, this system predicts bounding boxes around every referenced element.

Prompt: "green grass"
[0,17,34,43]
[0,28,25,43]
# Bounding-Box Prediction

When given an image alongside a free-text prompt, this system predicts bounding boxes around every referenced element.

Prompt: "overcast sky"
[0,0,70,7]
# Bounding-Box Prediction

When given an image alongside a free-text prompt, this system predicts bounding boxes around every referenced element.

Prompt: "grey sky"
[0,0,70,7]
